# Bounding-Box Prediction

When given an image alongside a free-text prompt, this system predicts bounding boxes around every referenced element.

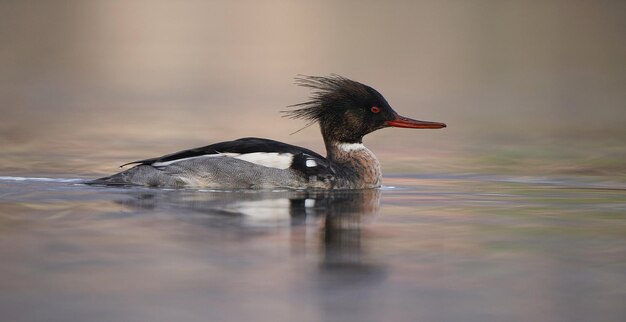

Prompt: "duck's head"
[283,75,446,144]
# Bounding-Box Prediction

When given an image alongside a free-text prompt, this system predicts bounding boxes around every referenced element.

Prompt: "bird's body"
[91,75,445,189]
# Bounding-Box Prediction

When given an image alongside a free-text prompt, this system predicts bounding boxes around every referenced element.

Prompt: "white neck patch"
[336,142,367,153]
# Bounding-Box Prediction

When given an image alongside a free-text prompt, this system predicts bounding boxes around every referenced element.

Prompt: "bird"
[90,75,446,189]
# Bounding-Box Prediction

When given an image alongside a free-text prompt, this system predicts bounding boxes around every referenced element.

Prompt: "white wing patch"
[234,152,294,169]
[151,152,294,170]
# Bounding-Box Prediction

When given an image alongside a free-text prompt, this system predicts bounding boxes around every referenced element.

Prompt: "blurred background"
[1,0,624,179]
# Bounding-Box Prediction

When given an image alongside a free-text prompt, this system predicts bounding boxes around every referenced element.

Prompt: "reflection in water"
[117,188,379,228]
[117,187,388,322]
[1,177,625,322]
[316,191,388,322]
[117,187,384,267]
[317,189,383,269]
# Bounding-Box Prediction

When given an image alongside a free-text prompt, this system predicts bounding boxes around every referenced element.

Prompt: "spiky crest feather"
[282,74,371,125]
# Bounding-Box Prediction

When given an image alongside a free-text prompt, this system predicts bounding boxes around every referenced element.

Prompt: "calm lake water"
[2,1,625,321]
[1,174,624,322]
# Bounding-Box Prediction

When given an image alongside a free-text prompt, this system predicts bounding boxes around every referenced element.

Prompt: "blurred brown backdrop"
[1,0,624,177]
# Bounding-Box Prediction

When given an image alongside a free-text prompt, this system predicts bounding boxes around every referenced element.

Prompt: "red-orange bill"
[384,115,446,129]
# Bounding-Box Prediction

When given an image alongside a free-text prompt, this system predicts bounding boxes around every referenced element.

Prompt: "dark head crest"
[282,74,374,124]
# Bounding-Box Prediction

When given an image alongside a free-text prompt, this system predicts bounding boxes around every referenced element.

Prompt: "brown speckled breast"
[326,143,382,189]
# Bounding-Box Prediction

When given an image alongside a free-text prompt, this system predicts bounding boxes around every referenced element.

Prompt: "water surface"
[2,1,625,321]
[1,174,624,322]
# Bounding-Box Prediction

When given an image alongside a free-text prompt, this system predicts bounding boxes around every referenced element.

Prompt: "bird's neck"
[325,140,382,189]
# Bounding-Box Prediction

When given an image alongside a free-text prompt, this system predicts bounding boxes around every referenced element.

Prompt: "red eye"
[371,106,380,113]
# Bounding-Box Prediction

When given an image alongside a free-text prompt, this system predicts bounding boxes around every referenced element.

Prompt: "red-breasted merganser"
[91,75,446,189]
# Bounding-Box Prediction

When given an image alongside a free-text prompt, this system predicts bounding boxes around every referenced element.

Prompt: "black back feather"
[120,137,326,167]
